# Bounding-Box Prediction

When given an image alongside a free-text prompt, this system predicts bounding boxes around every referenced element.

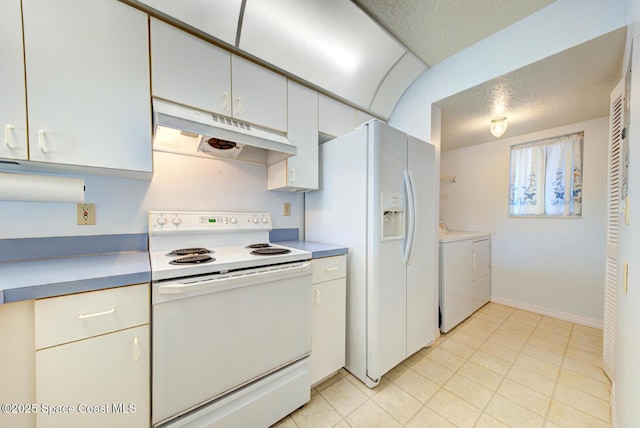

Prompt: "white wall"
[0,151,304,239]
[440,117,609,325]
[614,0,640,423]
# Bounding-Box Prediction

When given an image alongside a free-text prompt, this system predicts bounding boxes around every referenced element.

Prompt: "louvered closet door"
[603,79,624,380]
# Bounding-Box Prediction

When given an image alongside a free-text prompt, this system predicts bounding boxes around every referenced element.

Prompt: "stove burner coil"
[166,248,212,256]
[169,254,216,265]
[245,243,272,249]
[250,248,292,256]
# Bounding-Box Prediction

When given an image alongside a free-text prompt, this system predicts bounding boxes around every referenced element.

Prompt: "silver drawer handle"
[325,267,339,271]
[78,308,115,319]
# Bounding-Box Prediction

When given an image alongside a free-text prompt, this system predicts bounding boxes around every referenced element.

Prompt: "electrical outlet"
[77,203,96,225]
[283,202,291,216]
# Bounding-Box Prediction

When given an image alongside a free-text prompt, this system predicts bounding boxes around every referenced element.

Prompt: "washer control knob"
[172,217,182,226]
[156,217,167,226]
[261,217,268,224]
[252,217,259,224]
[229,217,237,224]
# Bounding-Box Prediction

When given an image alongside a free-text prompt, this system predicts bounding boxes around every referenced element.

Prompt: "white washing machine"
[439,231,491,332]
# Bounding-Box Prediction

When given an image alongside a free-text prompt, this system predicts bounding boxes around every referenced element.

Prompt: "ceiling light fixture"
[490,117,508,138]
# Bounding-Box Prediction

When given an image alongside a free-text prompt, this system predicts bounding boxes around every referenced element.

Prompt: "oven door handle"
[158,262,312,295]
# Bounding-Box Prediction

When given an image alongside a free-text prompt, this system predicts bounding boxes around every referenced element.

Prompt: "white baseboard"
[490,297,603,329]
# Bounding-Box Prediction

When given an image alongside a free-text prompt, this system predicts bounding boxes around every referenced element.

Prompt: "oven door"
[152,262,312,425]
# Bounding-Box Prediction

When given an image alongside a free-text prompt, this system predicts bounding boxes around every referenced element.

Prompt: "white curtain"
[545,134,582,215]
[509,132,583,216]
[510,144,546,215]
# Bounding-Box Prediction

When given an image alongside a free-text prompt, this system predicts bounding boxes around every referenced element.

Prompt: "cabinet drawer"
[312,256,346,284]
[35,284,149,349]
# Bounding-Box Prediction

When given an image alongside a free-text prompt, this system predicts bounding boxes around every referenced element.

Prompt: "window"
[509,132,584,217]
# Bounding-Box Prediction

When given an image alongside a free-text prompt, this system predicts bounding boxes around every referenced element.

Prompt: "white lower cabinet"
[310,255,347,386]
[0,300,35,428]
[34,284,149,428]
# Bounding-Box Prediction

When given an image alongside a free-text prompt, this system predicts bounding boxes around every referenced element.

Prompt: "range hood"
[152,98,296,165]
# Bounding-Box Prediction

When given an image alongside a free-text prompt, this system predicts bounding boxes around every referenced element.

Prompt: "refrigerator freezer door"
[406,135,437,355]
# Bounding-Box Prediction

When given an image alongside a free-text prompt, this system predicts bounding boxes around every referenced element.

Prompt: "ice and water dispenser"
[381,193,405,241]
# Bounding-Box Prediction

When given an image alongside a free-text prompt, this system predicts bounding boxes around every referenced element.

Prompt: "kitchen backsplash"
[0,150,304,239]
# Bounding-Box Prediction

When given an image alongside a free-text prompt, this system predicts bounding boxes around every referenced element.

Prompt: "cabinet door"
[268,81,318,191]
[231,55,287,131]
[0,301,35,428]
[472,238,491,281]
[310,278,346,385]
[36,325,149,428]
[151,18,232,116]
[22,0,152,172]
[318,94,356,138]
[0,0,27,160]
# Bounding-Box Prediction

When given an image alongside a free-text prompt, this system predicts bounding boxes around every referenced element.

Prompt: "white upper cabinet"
[0,0,27,161]
[134,0,424,124]
[268,80,318,191]
[151,18,232,116]
[136,0,242,46]
[150,20,287,133]
[319,94,356,138]
[22,0,152,173]
[231,55,287,132]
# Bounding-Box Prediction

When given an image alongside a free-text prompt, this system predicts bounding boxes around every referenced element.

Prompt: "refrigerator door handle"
[403,169,417,264]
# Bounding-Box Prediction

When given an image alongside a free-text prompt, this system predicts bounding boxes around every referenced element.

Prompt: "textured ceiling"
[353,0,626,150]
[435,28,626,151]
[353,0,555,67]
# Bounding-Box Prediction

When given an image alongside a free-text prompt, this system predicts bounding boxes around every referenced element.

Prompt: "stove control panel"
[149,211,272,234]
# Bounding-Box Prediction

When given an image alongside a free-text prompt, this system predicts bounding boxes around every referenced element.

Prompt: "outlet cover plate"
[77,203,96,225]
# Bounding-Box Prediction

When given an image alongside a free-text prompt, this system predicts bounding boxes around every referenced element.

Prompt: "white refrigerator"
[305,120,437,387]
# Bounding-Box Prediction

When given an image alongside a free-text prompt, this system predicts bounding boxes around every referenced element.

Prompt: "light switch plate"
[283,202,291,216]
[77,203,96,225]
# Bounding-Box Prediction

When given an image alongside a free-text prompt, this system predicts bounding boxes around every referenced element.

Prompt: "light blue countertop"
[278,241,348,259]
[0,234,150,305]
[0,234,346,305]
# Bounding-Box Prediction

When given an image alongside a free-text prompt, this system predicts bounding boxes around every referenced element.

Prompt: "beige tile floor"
[273,303,611,427]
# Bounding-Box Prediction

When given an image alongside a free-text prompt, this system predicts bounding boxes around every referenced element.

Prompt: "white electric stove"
[148,211,312,428]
